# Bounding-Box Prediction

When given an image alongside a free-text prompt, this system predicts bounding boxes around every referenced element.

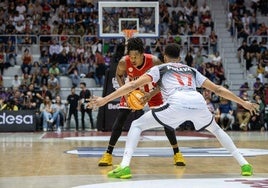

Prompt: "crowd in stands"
[0,0,266,132]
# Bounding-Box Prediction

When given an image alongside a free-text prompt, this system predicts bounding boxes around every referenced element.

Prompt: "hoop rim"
[122,29,138,39]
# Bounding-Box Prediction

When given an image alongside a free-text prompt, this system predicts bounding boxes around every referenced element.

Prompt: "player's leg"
[164,127,185,166]
[205,119,253,176]
[108,110,162,178]
[98,109,132,166]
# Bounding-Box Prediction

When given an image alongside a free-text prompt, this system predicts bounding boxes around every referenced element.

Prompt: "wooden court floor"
[0,130,268,188]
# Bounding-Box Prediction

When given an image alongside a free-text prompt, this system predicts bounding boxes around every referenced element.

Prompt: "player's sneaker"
[107,165,132,179]
[174,152,186,166]
[241,164,253,176]
[98,152,112,166]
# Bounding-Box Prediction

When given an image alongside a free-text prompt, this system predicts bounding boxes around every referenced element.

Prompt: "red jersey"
[119,53,163,108]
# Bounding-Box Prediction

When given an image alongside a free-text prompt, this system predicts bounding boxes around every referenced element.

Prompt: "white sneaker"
[240,123,247,130]
[43,128,47,132]
[57,127,61,133]
[47,119,53,123]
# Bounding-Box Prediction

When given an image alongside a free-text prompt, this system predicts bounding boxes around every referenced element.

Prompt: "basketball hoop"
[122,29,138,40]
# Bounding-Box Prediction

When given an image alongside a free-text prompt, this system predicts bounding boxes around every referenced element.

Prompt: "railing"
[1,34,213,57]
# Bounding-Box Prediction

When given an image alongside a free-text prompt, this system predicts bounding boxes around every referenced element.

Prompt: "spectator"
[21,73,31,87]
[216,97,235,131]
[253,77,264,97]
[193,51,204,69]
[15,1,26,15]
[201,10,214,31]
[39,50,50,68]
[209,30,218,54]
[184,2,194,24]
[159,2,169,35]
[236,91,251,131]
[11,75,21,90]
[248,40,261,61]
[31,61,41,79]
[69,68,80,87]
[256,62,265,83]
[237,40,250,63]
[239,82,250,97]
[237,25,250,41]
[0,98,18,111]
[49,62,60,80]
[39,29,51,52]
[66,87,80,131]
[94,51,106,87]
[39,95,54,132]
[249,94,265,131]
[5,39,17,66]
[21,48,33,75]
[199,2,210,17]
[214,61,226,85]
[52,95,66,132]
[57,49,69,75]
[49,39,61,57]
[211,51,222,66]
[77,52,88,77]
[36,84,52,107]
[184,51,194,67]
[47,73,60,99]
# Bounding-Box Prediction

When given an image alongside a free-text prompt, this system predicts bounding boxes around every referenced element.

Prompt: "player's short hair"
[164,43,180,59]
[127,37,144,54]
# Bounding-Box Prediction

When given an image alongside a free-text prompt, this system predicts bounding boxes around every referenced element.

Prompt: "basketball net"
[122,29,138,54]
[122,29,138,41]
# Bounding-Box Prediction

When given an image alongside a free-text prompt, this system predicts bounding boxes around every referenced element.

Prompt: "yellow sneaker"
[98,152,112,166]
[174,152,186,166]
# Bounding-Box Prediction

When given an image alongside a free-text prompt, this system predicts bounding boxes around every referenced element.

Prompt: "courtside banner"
[0,110,36,132]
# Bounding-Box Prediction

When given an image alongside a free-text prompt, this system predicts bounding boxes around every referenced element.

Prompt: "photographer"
[78,82,94,131]
[22,91,37,110]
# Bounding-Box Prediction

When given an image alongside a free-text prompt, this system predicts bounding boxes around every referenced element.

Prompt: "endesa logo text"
[0,113,34,125]
[107,103,120,110]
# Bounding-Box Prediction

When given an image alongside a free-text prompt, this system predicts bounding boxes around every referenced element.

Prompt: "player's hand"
[242,101,259,115]
[140,92,150,105]
[87,96,107,109]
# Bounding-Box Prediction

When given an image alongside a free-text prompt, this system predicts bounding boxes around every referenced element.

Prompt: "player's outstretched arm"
[202,79,259,115]
[90,74,152,108]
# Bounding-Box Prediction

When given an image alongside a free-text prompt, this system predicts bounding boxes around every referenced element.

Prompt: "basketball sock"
[206,120,248,166]
[121,125,142,168]
[173,145,179,154]
[107,145,114,154]
[164,127,179,154]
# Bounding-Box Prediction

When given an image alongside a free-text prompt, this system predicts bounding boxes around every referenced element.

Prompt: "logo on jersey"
[128,67,133,73]
[167,65,192,72]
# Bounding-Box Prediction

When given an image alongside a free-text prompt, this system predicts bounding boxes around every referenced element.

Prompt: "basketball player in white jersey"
[90,43,257,178]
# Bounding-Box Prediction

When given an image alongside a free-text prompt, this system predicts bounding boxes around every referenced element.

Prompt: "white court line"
[73,178,267,188]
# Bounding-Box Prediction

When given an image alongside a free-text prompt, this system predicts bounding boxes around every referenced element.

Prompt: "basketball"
[127,90,145,110]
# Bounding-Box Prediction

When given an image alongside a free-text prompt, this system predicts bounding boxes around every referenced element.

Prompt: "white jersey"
[147,62,207,109]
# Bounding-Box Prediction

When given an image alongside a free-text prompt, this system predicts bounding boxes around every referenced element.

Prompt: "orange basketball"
[127,90,145,110]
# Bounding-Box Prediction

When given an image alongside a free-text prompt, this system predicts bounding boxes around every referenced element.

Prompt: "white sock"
[206,121,248,166]
[121,125,142,168]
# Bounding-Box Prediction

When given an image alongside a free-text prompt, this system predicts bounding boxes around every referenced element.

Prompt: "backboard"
[98,1,159,38]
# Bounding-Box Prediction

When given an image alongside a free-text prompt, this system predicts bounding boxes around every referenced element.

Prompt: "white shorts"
[132,103,214,131]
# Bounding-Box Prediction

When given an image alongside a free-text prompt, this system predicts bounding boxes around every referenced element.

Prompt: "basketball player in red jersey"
[98,37,185,166]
